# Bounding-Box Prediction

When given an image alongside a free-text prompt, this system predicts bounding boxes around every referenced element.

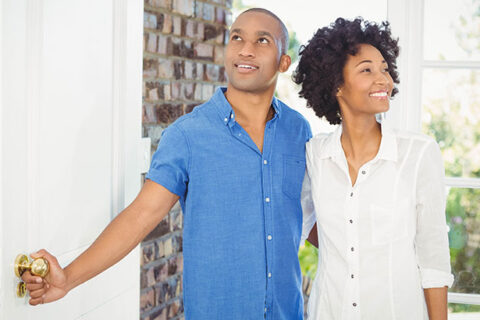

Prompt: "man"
[22,8,312,319]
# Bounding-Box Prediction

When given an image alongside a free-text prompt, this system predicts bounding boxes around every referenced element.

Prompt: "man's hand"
[21,180,178,307]
[21,249,68,305]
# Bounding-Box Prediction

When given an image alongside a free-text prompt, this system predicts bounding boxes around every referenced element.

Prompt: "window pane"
[449,303,480,316]
[424,0,480,61]
[422,68,480,178]
[447,187,480,294]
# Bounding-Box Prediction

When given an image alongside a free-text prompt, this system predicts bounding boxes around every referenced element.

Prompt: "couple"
[22,8,453,320]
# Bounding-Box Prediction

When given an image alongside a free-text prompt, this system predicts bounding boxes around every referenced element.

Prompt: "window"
[387,0,480,314]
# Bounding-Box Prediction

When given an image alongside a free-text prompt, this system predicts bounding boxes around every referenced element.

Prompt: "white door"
[0,0,144,319]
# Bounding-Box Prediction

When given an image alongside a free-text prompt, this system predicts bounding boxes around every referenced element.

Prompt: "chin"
[229,80,268,93]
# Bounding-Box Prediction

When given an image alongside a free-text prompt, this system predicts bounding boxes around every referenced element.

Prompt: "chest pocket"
[370,199,411,245]
[282,155,306,199]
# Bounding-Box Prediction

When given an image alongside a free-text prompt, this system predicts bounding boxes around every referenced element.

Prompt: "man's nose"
[238,41,255,58]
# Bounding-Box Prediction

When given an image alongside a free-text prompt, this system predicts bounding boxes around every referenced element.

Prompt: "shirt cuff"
[420,268,454,288]
[146,167,185,197]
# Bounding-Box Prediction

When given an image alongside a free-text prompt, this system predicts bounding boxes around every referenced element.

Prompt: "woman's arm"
[424,287,448,320]
[415,140,454,318]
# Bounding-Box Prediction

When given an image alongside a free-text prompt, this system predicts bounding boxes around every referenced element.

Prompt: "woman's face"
[337,43,394,117]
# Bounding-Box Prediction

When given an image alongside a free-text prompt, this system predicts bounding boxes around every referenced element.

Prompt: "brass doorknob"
[17,282,27,298]
[14,254,49,298]
[14,254,49,278]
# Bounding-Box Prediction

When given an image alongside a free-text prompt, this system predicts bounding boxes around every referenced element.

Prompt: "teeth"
[237,64,257,69]
[370,92,387,97]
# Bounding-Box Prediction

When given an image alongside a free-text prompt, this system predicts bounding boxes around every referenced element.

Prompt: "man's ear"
[278,54,291,73]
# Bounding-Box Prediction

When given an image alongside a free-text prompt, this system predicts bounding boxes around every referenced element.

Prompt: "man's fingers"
[21,271,43,284]
[30,249,60,268]
[29,288,46,299]
[29,297,44,306]
[25,282,44,291]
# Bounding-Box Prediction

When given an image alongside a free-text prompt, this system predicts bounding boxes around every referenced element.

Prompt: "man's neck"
[224,84,276,127]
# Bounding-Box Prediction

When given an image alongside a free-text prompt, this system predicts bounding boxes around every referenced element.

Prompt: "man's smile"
[234,62,259,73]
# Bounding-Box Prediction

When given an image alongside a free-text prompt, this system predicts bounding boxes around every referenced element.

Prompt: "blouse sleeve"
[415,139,454,288]
[300,141,316,246]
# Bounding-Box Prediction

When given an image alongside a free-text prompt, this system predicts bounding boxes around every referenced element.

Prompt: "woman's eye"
[361,68,371,73]
[383,68,390,72]
[258,37,269,44]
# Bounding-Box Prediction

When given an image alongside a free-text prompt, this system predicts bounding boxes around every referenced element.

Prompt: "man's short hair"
[239,8,289,55]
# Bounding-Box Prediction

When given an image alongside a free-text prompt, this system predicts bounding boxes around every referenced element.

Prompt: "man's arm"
[22,180,179,305]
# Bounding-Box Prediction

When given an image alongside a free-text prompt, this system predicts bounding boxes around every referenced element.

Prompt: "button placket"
[261,122,276,316]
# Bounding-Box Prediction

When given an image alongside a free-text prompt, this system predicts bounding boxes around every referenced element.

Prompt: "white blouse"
[301,124,454,320]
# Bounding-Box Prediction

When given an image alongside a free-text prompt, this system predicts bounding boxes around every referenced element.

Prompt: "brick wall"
[140,0,232,319]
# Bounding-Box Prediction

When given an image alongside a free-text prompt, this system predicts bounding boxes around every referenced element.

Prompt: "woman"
[294,18,453,319]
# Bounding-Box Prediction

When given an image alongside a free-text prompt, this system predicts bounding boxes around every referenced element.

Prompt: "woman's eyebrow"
[355,59,387,67]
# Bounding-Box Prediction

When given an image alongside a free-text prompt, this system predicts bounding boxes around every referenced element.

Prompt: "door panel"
[1,0,143,318]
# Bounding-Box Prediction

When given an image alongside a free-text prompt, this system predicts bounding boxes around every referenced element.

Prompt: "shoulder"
[307,131,332,149]
[168,101,213,134]
[277,99,309,125]
[389,128,438,149]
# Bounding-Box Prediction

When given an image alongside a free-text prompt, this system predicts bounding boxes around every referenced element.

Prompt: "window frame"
[386,0,480,307]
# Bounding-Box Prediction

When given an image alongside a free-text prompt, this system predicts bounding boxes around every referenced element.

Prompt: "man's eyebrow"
[230,28,242,34]
[256,31,274,39]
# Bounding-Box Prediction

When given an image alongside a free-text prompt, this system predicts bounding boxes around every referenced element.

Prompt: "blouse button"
[361,170,366,174]
[353,302,357,307]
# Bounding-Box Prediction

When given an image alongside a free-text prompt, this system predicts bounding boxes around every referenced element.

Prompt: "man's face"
[224,11,289,94]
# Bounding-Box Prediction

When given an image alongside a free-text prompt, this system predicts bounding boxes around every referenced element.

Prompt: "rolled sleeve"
[300,170,316,247]
[415,140,454,288]
[146,124,190,197]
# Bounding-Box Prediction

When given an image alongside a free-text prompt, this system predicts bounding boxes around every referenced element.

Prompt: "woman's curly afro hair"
[293,17,400,125]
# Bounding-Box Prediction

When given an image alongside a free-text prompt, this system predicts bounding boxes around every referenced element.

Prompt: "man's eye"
[231,35,242,41]
[258,37,269,44]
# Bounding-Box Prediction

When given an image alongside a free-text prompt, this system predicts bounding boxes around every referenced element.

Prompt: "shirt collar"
[318,121,397,162]
[212,87,282,127]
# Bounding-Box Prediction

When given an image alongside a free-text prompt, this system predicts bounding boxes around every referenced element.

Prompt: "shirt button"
[263,160,268,165]
[230,114,234,119]
[351,274,354,279]
[351,247,355,252]
[264,307,267,312]
[349,219,353,224]
[265,197,270,203]
[267,235,272,240]
[238,133,242,136]
[353,302,357,307]
[350,192,353,197]
[224,117,228,122]
[361,170,366,174]
[268,272,272,278]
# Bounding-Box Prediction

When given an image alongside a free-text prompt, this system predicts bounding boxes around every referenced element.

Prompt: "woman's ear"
[336,87,342,97]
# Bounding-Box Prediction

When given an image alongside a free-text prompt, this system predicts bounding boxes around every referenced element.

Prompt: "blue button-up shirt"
[146,87,312,319]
